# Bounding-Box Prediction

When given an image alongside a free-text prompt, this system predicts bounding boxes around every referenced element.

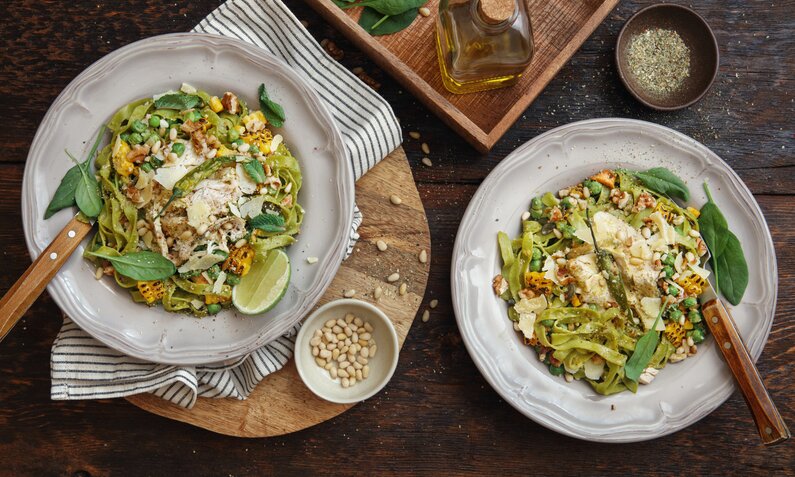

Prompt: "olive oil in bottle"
[436,0,534,94]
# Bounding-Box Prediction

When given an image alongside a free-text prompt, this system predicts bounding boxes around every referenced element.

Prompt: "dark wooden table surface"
[1,1,793,475]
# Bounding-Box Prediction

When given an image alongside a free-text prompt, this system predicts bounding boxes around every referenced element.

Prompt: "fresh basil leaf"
[87,250,176,281]
[715,231,749,306]
[44,164,82,218]
[332,0,357,5]
[249,213,286,233]
[66,151,102,218]
[359,6,419,35]
[343,0,426,15]
[258,84,285,128]
[624,304,666,381]
[633,167,690,201]
[243,160,266,183]
[154,93,202,110]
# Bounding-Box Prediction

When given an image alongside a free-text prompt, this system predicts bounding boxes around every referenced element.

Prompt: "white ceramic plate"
[21,33,353,365]
[451,118,777,442]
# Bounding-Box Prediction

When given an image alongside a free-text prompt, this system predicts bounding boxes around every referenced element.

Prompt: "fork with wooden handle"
[0,216,93,343]
[700,290,790,446]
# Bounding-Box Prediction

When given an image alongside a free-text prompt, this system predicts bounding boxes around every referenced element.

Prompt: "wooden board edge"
[125,147,431,437]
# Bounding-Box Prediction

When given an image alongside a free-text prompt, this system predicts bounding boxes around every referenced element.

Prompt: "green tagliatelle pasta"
[78,85,302,317]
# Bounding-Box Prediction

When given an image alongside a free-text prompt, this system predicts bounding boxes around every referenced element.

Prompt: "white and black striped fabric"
[50,0,399,409]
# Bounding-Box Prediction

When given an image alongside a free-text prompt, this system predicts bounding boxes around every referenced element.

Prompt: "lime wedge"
[232,248,290,315]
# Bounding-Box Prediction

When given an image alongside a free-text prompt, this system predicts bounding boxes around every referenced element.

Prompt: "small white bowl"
[295,299,399,404]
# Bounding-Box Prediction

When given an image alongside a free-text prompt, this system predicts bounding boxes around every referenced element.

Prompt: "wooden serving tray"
[126,146,431,437]
[308,0,619,152]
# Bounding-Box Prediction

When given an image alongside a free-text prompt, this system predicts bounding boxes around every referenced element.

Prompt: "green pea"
[232,138,245,147]
[682,297,698,308]
[128,132,143,144]
[249,145,260,154]
[688,328,706,343]
[558,223,575,239]
[185,110,202,122]
[228,128,240,142]
[668,284,680,296]
[663,265,675,278]
[207,303,222,315]
[179,270,200,280]
[207,264,221,280]
[531,209,544,220]
[662,254,676,266]
[531,197,543,210]
[529,258,542,272]
[140,162,153,173]
[540,319,555,327]
[149,115,161,128]
[150,157,163,168]
[688,310,702,323]
[584,180,602,196]
[120,132,130,142]
[548,364,565,376]
[131,119,146,133]
[560,196,574,209]
[171,142,186,157]
[226,274,240,286]
[668,308,683,321]
[531,248,542,261]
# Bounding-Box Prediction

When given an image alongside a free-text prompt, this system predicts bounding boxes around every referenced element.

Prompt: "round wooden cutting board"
[126,146,430,437]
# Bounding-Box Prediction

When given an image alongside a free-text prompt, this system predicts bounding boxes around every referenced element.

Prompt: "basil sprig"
[699,182,749,305]
[258,84,285,128]
[86,250,176,281]
[153,93,202,110]
[243,159,266,183]
[334,0,425,35]
[624,302,667,382]
[44,127,105,219]
[250,213,286,233]
[629,167,690,201]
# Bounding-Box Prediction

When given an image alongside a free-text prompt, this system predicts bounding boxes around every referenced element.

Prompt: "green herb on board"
[258,84,285,128]
[85,250,176,281]
[699,182,749,305]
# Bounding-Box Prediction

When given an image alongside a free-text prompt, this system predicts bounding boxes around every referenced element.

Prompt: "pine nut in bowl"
[295,299,399,404]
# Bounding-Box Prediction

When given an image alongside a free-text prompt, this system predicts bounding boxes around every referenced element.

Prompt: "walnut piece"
[221,92,240,114]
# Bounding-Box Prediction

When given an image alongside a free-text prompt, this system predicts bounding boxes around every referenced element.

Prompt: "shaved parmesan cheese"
[584,358,605,380]
[177,253,225,273]
[236,163,258,194]
[135,169,153,189]
[180,83,197,94]
[688,262,711,279]
[212,271,227,294]
[543,255,560,285]
[187,200,211,229]
[190,299,205,309]
[239,195,265,218]
[640,297,663,331]
[154,165,189,190]
[229,202,241,218]
[649,212,676,246]
[517,313,537,341]
[515,295,548,315]
[112,133,123,156]
[270,134,283,153]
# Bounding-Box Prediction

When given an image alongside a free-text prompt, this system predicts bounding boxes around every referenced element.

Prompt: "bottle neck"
[472,0,519,32]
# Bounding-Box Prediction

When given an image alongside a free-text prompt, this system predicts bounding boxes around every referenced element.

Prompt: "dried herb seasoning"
[627,28,691,96]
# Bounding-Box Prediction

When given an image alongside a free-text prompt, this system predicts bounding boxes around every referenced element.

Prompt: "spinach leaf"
[343,0,426,15]
[359,6,419,35]
[624,303,666,382]
[332,0,357,5]
[154,93,202,110]
[44,164,82,218]
[67,151,102,218]
[249,213,286,233]
[632,167,690,201]
[87,250,176,281]
[258,84,285,128]
[243,160,266,183]
[715,231,749,306]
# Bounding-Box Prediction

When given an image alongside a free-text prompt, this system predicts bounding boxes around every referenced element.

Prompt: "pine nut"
[94,267,104,280]
[354,317,363,327]
[376,240,388,251]
[319,349,331,359]
[349,377,356,386]
[312,346,319,357]
[336,318,346,327]
[369,345,377,357]
[429,299,439,309]
[360,332,371,340]
[399,283,407,296]
[237,143,250,153]
[169,128,177,141]
[363,365,370,378]
[356,369,363,380]
[421,142,430,154]
[356,356,368,365]
[306,256,318,264]
[343,289,356,298]
[330,368,338,379]
[409,131,421,139]
[345,313,355,323]
[342,377,350,388]
[364,322,373,332]
[374,286,383,300]
[332,348,340,360]
[361,346,370,358]
[421,157,433,167]
[339,361,350,369]
[387,272,400,282]
[325,319,336,328]
[389,194,402,205]
[315,357,326,367]
[332,325,342,333]
[422,310,430,322]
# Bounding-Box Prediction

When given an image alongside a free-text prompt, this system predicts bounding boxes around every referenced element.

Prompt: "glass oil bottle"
[436,0,534,94]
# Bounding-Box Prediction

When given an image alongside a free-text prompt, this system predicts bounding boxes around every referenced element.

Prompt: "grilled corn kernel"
[137,280,165,304]
[676,273,707,296]
[222,245,255,276]
[209,96,224,113]
[524,272,554,295]
[571,294,582,307]
[205,293,230,305]
[242,111,266,126]
[217,145,234,157]
[686,207,701,218]
[113,140,134,177]
[241,129,273,153]
[664,321,686,346]
[654,202,676,223]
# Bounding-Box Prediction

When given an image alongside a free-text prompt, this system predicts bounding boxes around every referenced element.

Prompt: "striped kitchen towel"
[50,0,401,409]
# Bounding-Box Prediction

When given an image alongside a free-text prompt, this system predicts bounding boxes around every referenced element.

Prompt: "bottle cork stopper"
[477,0,515,24]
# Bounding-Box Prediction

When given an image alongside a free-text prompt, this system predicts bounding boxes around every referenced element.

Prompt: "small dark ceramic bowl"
[616,4,719,111]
